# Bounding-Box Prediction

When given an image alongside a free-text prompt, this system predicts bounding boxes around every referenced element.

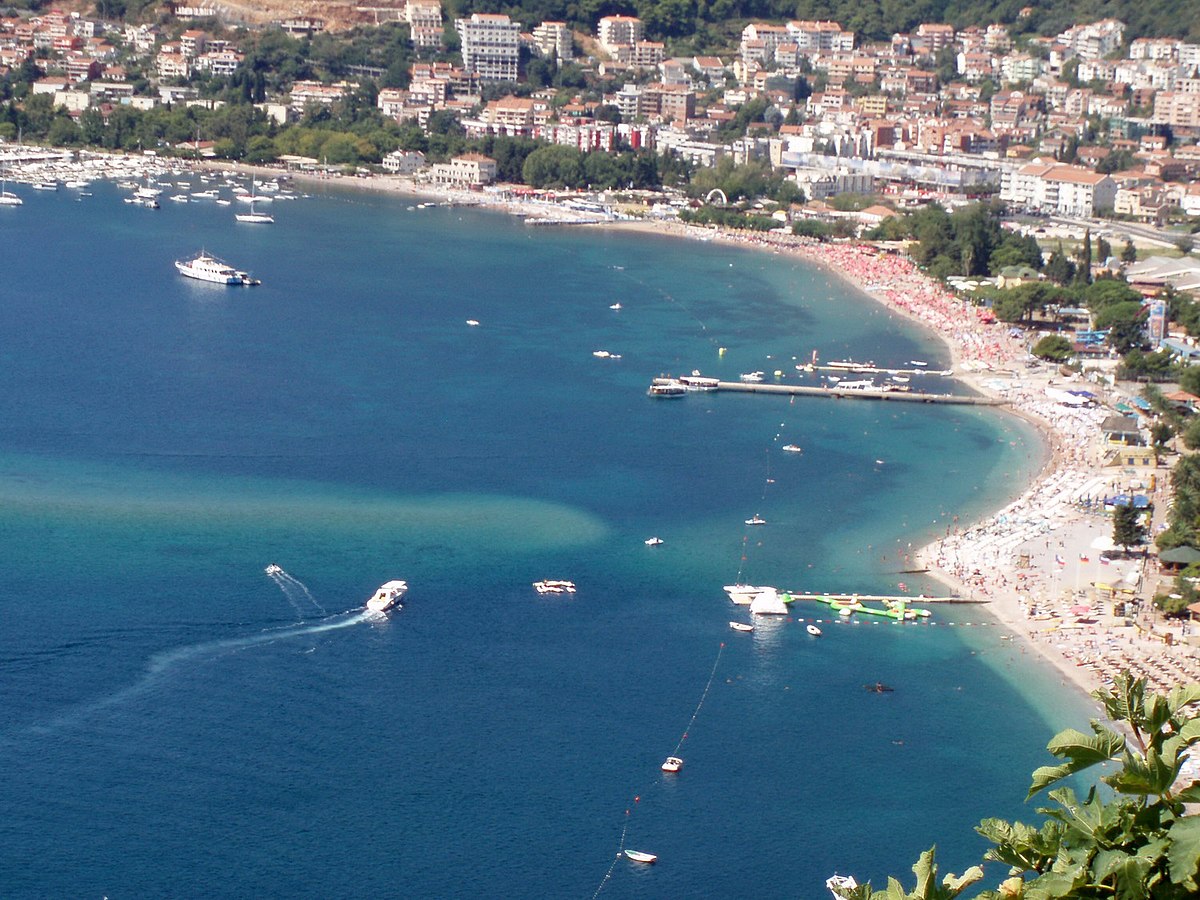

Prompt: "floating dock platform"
[784,592,986,604]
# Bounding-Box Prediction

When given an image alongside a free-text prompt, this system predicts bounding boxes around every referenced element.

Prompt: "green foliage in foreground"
[832,674,1200,899]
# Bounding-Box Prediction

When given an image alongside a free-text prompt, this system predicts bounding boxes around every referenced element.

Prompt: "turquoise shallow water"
[0,179,1096,897]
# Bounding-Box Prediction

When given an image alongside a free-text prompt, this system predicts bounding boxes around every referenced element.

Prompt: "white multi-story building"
[455,13,519,82]
[405,0,443,49]
[597,15,643,55]
[531,21,572,61]
[1001,162,1117,217]
[1056,19,1125,60]
[786,20,854,56]
[1153,92,1200,128]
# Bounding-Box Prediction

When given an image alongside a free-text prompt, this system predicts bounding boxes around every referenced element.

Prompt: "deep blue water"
[0,176,1096,898]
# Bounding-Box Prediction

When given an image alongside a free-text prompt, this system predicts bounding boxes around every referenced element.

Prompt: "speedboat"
[169,193,189,203]
[366,580,407,613]
[264,563,282,575]
[175,252,259,285]
[745,515,766,526]
[466,319,480,326]
[609,302,622,310]
[739,371,764,382]
[661,756,683,772]
[624,850,657,864]
[729,621,754,632]
[644,536,664,547]
[909,360,928,367]
[533,580,576,594]
[31,181,57,191]
[806,624,822,637]
[593,350,611,358]
[782,444,803,453]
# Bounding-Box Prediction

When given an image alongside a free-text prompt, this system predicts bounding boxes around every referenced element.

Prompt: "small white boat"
[807,624,822,637]
[624,850,657,864]
[235,209,275,224]
[609,303,622,310]
[264,563,282,575]
[909,360,928,367]
[875,459,885,465]
[782,444,803,453]
[170,194,189,203]
[31,181,57,191]
[0,190,21,206]
[215,198,232,205]
[729,621,754,632]
[533,579,576,594]
[827,874,859,897]
[466,319,480,326]
[644,537,664,547]
[593,350,611,358]
[739,371,764,382]
[661,756,683,772]
[365,579,407,613]
[745,515,766,526]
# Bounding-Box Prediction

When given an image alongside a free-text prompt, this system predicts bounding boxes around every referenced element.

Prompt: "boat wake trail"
[24,611,368,737]
[266,565,327,618]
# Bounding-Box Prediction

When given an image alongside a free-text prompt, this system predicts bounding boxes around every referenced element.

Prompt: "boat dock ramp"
[712,381,1003,406]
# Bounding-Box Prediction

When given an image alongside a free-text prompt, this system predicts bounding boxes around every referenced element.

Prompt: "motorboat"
[0,190,21,206]
[466,319,480,326]
[125,195,159,208]
[679,373,719,391]
[782,444,803,453]
[264,563,283,575]
[192,189,219,199]
[31,181,57,191]
[837,379,876,391]
[806,624,822,637]
[533,580,576,594]
[909,360,928,367]
[169,193,189,203]
[366,579,407,613]
[729,621,754,632]
[724,584,771,605]
[175,252,259,285]
[647,378,686,398]
[827,874,859,897]
[661,756,683,773]
[624,850,657,864]
[644,536,664,547]
[609,302,622,310]
[593,350,612,358]
[745,515,767,526]
[739,371,764,382]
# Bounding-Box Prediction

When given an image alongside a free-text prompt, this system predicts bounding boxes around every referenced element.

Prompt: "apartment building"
[455,13,519,82]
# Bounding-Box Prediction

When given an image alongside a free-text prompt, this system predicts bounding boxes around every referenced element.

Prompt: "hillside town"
[0,6,1198,215]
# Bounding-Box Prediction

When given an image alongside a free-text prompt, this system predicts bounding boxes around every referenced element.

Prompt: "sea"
[0,177,1098,898]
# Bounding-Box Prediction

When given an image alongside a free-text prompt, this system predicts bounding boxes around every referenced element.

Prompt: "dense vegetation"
[834,674,1200,899]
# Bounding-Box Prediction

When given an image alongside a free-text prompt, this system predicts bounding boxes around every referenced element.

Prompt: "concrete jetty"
[784,592,985,605]
[715,381,1003,405]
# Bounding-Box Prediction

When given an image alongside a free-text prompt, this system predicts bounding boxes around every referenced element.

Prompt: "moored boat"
[175,251,260,285]
[533,579,576,594]
[745,515,766,526]
[781,444,803,453]
[644,536,664,546]
[661,756,683,772]
[729,621,754,632]
[624,850,657,864]
[647,378,685,398]
[806,624,822,637]
[366,580,407,613]
[679,372,719,391]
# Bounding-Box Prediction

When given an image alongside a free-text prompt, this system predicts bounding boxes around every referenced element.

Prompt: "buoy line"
[590,641,725,896]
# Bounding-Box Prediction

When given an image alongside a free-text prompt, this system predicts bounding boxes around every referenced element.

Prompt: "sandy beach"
[11,149,1199,703]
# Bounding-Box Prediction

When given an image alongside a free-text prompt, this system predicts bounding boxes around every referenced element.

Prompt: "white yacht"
[750,587,789,615]
[533,580,576,594]
[745,515,767,526]
[724,584,772,605]
[175,252,259,285]
[366,580,407,613]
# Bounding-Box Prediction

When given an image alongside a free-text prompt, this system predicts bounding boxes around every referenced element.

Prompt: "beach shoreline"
[15,149,1196,701]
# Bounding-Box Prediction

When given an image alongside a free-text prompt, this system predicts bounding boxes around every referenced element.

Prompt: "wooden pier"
[715,381,1004,406]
